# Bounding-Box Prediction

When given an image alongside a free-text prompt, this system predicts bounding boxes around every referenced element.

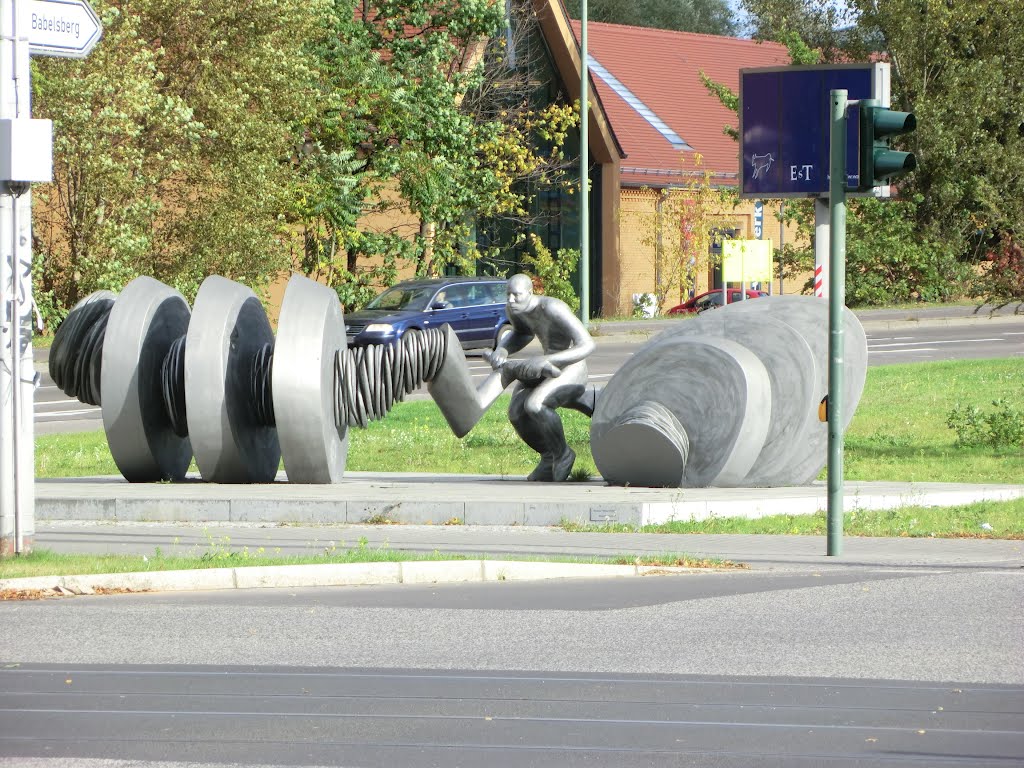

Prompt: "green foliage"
[33,0,580,319]
[947,400,1024,449]
[33,0,320,313]
[522,234,580,313]
[768,194,970,305]
[972,237,1024,311]
[845,196,969,305]
[291,0,580,283]
[564,0,737,35]
[741,0,856,61]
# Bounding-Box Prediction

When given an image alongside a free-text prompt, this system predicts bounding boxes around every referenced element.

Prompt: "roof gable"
[572,21,790,186]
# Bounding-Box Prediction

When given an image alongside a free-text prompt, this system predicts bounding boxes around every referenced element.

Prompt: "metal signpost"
[827,90,848,556]
[578,0,589,323]
[0,0,100,556]
[737,63,907,557]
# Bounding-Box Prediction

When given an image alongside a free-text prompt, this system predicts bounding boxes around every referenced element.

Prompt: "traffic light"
[858,99,916,190]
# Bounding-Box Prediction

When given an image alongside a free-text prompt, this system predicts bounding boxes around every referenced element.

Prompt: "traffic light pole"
[827,89,847,557]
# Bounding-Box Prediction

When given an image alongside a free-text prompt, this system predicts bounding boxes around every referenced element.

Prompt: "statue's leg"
[563,383,599,417]
[509,385,555,481]
[521,378,587,482]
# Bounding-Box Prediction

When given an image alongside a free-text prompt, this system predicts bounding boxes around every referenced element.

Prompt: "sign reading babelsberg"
[27,0,102,59]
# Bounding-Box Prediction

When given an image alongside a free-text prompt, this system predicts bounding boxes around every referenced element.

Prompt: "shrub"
[522,234,580,313]
[947,399,1024,448]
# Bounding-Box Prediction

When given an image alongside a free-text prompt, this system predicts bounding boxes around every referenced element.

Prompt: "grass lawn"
[561,498,1024,539]
[36,357,1023,482]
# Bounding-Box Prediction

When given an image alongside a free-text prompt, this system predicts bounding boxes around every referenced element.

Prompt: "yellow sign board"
[723,239,773,283]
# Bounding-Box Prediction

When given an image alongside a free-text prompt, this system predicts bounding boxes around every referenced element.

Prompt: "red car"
[667,289,768,315]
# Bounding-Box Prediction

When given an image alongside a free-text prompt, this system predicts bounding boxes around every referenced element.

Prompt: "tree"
[563,0,737,35]
[293,0,581,306]
[32,0,322,323]
[741,0,858,61]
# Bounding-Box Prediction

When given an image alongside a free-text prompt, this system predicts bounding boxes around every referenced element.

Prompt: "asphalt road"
[1,568,1022,767]
[31,313,1024,436]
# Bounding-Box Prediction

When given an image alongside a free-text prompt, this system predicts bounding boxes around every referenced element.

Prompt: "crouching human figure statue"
[484,274,597,482]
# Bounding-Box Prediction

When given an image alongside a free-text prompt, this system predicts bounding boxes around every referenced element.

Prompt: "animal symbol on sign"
[751,153,774,179]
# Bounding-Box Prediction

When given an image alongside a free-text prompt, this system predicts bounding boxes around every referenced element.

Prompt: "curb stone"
[0,559,716,596]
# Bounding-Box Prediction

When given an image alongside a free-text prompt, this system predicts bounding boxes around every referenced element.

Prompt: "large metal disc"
[185,276,280,483]
[726,296,868,484]
[592,336,772,487]
[273,273,348,483]
[100,277,192,482]
[651,307,817,486]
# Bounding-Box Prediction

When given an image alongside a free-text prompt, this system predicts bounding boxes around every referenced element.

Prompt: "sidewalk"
[33,517,1024,570]
[4,515,1019,596]
[6,472,1020,597]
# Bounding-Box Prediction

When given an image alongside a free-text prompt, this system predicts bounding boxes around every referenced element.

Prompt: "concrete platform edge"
[34,480,1024,528]
[0,559,700,595]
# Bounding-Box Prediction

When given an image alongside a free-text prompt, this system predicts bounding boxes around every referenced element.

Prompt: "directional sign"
[27,0,102,59]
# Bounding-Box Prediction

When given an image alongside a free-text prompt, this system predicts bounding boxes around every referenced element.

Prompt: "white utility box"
[0,118,53,183]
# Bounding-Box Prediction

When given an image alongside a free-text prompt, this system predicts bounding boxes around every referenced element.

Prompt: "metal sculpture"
[590,295,867,487]
[49,273,496,484]
[51,273,865,491]
[483,274,597,482]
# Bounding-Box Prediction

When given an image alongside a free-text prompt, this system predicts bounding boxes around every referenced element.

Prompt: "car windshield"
[365,285,436,311]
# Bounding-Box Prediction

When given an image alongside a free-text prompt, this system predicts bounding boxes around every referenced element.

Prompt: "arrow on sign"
[27,0,102,59]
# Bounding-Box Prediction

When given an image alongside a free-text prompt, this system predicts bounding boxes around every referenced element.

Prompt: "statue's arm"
[487,318,533,368]
[541,302,595,369]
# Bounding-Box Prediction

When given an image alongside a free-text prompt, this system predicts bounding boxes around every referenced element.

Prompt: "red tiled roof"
[572,21,790,187]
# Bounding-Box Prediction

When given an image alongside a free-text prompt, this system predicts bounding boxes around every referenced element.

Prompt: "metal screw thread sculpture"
[51,293,450,433]
[335,327,448,429]
[47,290,115,407]
[49,277,453,483]
[160,335,189,436]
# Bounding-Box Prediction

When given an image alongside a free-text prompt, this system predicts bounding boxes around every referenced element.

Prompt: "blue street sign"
[739,63,889,198]
[753,200,763,239]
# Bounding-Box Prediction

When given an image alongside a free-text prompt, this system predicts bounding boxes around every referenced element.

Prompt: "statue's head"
[506,273,537,316]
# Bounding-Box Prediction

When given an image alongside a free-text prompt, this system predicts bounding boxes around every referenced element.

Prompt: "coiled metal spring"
[335,326,449,428]
[48,291,116,407]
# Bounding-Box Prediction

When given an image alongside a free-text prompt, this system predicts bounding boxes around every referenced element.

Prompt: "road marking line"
[869,338,1003,348]
[36,408,101,419]
[869,348,933,354]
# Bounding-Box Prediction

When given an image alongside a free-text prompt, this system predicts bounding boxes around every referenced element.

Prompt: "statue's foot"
[527,457,553,482]
[552,447,576,482]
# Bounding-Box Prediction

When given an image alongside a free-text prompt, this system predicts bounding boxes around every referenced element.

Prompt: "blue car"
[345,277,511,350]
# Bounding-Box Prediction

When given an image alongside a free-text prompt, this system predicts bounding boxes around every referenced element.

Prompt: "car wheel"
[494,323,513,350]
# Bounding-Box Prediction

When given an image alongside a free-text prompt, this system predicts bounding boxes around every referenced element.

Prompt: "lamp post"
[578,0,589,322]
